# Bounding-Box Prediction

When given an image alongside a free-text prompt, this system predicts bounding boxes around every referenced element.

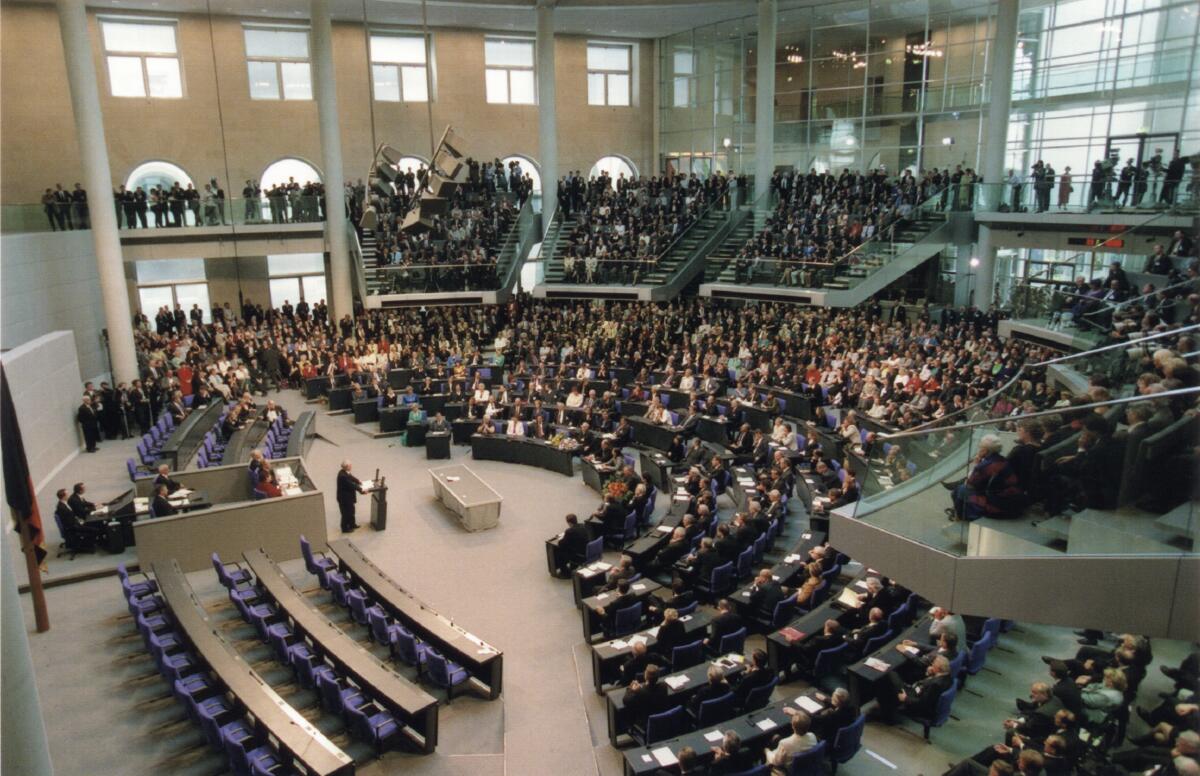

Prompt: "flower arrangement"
[606,479,630,504]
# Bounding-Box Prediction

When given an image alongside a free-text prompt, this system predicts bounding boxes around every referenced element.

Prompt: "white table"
[429,464,502,531]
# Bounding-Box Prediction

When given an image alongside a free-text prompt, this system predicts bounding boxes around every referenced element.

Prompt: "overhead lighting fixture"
[845,137,856,146]
[941,137,954,146]
[969,257,981,268]
[905,41,943,58]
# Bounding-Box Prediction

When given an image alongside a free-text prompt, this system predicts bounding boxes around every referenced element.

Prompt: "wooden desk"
[606,654,747,746]
[152,560,355,776]
[728,530,826,620]
[845,616,933,707]
[160,402,224,470]
[242,549,439,752]
[329,540,503,700]
[581,580,663,643]
[589,610,714,694]
[429,464,502,531]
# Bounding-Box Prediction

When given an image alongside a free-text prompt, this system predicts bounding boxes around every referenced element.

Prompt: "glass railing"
[1,196,333,234]
[704,187,948,290]
[974,172,1200,215]
[851,335,1200,559]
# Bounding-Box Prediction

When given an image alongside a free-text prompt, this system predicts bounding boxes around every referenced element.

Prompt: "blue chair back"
[981,617,1002,644]
[392,627,424,666]
[584,537,604,564]
[814,641,849,675]
[697,691,737,727]
[367,605,390,644]
[611,602,643,637]
[862,628,894,656]
[948,648,967,678]
[887,603,910,632]
[831,714,867,765]
[643,704,687,745]
[771,598,797,628]
[930,683,958,727]
[787,739,827,775]
[299,534,318,572]
[965,632,994,676]
[726,766,769,776]
[622,511,638,541]
[709,562,734,594]
[742,676,778,711]
[735,546,754,578]
[670,639,704,672]
[717,626,747,655]
[676,599,698,617]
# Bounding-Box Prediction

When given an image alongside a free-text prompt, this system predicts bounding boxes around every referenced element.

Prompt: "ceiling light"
[969,257,981,268]
[941,137,954,146]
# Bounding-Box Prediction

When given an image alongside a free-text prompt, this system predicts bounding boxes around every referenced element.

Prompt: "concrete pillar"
[753,0,777,204]
[310,0,353,318]
[973,0,1020,309]
[56,0,138,384]
[536,1,559,230]
[1,527,54,776]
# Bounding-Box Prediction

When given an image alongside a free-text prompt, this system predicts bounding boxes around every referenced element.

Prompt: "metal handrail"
[878,385,1200,441]
[1033,322,1200,367]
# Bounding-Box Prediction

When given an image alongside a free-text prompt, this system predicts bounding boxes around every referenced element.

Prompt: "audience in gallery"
[555,169,732,284]
[361,157,527,293]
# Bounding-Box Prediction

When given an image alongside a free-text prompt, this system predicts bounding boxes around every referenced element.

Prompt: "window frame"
[243,23,313,101]
[99,16,184,99]
[484,36,537,105]
[587,42,633,107]
[369,30,432,103]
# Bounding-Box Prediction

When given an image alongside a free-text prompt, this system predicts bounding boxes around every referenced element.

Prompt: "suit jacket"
[691,548,724,582]
[619,649,667,685]
[903,672,952,717]
[560,523,591,559]
[748,580,786,618]
[812,701,860,741]
[67,493,95,520]
[688,679,732,715]
[655,618,689,659]
[844,619,886,653]
[732,665,774,706]
[151,494,177,517]
[654,540,690,571]
[154,474,182,494]
[623,679,669,723]
[714,535,740,563]
[709,611,743,643]
[55,501,86,532]
[336,470,362,505]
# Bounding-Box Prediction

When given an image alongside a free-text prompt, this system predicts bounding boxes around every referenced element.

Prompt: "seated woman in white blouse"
[564,387,585,408]
[472,383,491,403]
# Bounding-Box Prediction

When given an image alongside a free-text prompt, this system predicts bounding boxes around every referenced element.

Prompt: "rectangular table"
[152,560,355,776]
[379,406,410,433]
[243,549,439,752]
[628,416,681,452]
[429,464,502,531]
[581,580,663,643]
[470,434,576,477]
[729,530,826,620]
[845,615,933,707]
[329,539,503,699]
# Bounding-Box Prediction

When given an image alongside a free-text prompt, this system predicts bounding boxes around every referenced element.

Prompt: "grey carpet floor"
[14,387,1191,775]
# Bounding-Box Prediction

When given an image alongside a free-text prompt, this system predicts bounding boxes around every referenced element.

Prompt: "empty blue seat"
[741,676,777,711]
[584,536,604,564]
[391,625,431,667]
[346,589,370,625]
[366,604,392,644]
[635,704,687,746]
[346,702,402,751]
[196,695,234,745]
[421,648,470,703]
[605,601,643,639]
[714,626,747,656]
[288,641,322,687]
[300,535,336,588]
[316,669,365,717]
[328,573,353,607]
[830,713,867,773]
[670,639,704,672]
[695,691,737,728]
[211,552,253,589]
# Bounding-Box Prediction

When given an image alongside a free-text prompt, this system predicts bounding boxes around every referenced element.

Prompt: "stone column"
[753,0,777,205]
[536,1,559,230]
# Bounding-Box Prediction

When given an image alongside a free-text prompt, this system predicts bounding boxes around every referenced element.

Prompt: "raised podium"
[368,473,389,531]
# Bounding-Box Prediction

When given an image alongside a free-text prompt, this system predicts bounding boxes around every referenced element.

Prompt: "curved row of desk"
[152,560,356,775]
[469,433,576,477]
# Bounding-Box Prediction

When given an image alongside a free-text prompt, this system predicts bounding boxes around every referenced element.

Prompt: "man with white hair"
[948,434,1022,521]
[336,460,364,532]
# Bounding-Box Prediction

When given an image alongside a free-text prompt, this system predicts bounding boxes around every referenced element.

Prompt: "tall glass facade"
[659,0,1199,181]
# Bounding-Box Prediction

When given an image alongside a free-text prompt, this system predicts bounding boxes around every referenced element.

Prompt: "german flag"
[1,365,47,567]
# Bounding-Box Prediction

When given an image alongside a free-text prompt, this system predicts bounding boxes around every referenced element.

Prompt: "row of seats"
[299,537,470,703]
[129,410,176,479]
[211,551,404,752]
[260,416,292,459]
[117,564,292,775]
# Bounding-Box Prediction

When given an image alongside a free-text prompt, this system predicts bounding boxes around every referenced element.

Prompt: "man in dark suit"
[844,607,887,654]
[811,686,859,741]
[650,527,691,576]
[336,460,364,532]
[591,493,628,539]
[688,664,732,715]
[875,655,953,724]
[151,484,178,518]
[751,430,771,468]
[684,537,722,586]
[555,513,591,575]
[747,568,786,620]
[593,579,638,632]
[705,599,743,650]
[77,396,101,452]
[731,649,774,708]
[67,482,96,520]
[428,411,451,433]
[54,488,104,549]
[731,423,754,458]
[789,618,847,674]
[713,523,740,563]
[619,641,667,686]
[708,730,756,775]
[167,392,188,425]
[154,464,183,495]
[623,664,669,728]
[600,555,637,592]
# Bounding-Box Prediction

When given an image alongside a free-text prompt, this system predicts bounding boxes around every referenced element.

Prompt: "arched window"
[257,158,323,222]
[502,155,541,194]
[589,155,637,187]
[260,157,322,191]
[125,160,193,194]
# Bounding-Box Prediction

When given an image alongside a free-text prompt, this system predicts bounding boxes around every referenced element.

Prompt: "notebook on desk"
[835,586,864,609]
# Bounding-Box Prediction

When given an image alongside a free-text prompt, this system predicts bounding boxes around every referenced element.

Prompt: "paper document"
[632,583,646,592]
[784,554,800,563]
[445,476,460,482]
[609,640,628,650]
[631,633,650,644]
[703,730,724,742]
[651,747,678,767]
[865,657,892,672]
[656,525,673,534]
[360,480,374,491]
[854,580,868,589]
[802,532,812,539]
[756,718,778,731]
[175,488,193,496]
[797,696,823,714]
[664,675,690,690]
[93,506,109,516]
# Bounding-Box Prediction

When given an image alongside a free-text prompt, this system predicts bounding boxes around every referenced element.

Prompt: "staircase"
[357,227,387,295]
[703,214,757,282]
[823,213,945,291]
[539,211,578,283]
[641,207,729,285]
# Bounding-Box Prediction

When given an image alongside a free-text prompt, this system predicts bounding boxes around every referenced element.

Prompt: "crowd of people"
[1006,149,1197,213]
[39,176,330,231]
[731,166,970,287]
[361,157,527,293]
[555,171,731,284]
